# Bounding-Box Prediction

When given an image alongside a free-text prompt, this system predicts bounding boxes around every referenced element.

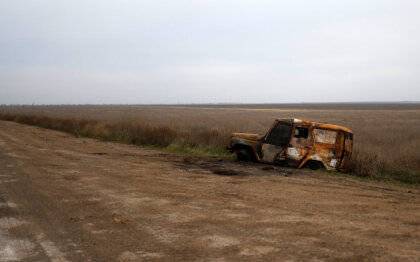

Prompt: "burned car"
[227,119,353,171]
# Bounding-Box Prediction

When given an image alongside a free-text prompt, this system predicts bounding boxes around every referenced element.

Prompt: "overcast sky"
[0,0,419,104]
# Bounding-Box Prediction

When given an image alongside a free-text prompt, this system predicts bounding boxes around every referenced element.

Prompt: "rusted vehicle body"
[228,119,353,171]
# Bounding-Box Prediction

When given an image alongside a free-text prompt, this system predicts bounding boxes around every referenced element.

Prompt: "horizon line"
[1,101,420,106]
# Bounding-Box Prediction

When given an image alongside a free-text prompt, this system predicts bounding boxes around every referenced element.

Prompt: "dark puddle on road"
[210,168,249,176]
[178,157,290,177]
[179,167,250,176]
[0,205,18,217]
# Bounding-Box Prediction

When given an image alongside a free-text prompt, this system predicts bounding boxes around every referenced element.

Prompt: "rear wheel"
[305,160,324,170]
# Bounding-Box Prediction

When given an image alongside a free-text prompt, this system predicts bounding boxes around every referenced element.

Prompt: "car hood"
[231,133,262,141]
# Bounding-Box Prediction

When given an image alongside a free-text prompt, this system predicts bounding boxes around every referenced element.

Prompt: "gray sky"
[1,0,419,104]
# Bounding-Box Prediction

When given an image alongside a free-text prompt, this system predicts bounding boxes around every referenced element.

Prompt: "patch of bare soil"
[0,121,419,261]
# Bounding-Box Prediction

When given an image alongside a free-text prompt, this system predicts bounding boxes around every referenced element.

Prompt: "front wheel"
[235,149,255,162]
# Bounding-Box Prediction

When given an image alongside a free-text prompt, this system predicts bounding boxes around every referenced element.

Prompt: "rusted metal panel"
[313,129,337,144]
[261,144,283,162]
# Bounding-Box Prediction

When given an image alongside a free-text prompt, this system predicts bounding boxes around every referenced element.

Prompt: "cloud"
[0,0,419,104]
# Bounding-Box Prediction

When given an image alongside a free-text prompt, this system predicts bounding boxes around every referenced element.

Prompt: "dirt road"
[0,121,419,262]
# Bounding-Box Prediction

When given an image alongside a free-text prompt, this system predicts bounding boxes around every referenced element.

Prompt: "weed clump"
[345,150,420,184]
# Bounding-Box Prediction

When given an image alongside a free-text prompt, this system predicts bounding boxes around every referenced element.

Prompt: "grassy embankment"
[0,113,231,158]
[0,113,419,185]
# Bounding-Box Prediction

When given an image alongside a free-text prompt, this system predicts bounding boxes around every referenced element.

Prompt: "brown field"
[0,103,419,183]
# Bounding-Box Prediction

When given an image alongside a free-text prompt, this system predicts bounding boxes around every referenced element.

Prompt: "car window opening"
[266,122,292,146]
[294,127,309,139]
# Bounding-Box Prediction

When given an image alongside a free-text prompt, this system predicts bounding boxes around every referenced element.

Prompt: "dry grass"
[0,104,419,184]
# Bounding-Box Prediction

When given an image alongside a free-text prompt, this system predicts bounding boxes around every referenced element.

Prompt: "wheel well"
[232,144,256,161]
[302,160,326,170]
[232,144,254,152]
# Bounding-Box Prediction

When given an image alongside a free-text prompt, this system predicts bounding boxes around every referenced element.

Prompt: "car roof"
[275,118,353,133]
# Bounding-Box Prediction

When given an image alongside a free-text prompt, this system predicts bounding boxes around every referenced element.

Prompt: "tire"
[235,149,255,162]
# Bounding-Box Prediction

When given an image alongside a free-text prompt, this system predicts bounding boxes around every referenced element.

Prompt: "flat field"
[1,103,419,182]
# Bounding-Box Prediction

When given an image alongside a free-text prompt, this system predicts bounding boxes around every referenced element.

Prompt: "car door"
[259,121,293,163]
[286,126,313,166]
[338,132,353,169]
